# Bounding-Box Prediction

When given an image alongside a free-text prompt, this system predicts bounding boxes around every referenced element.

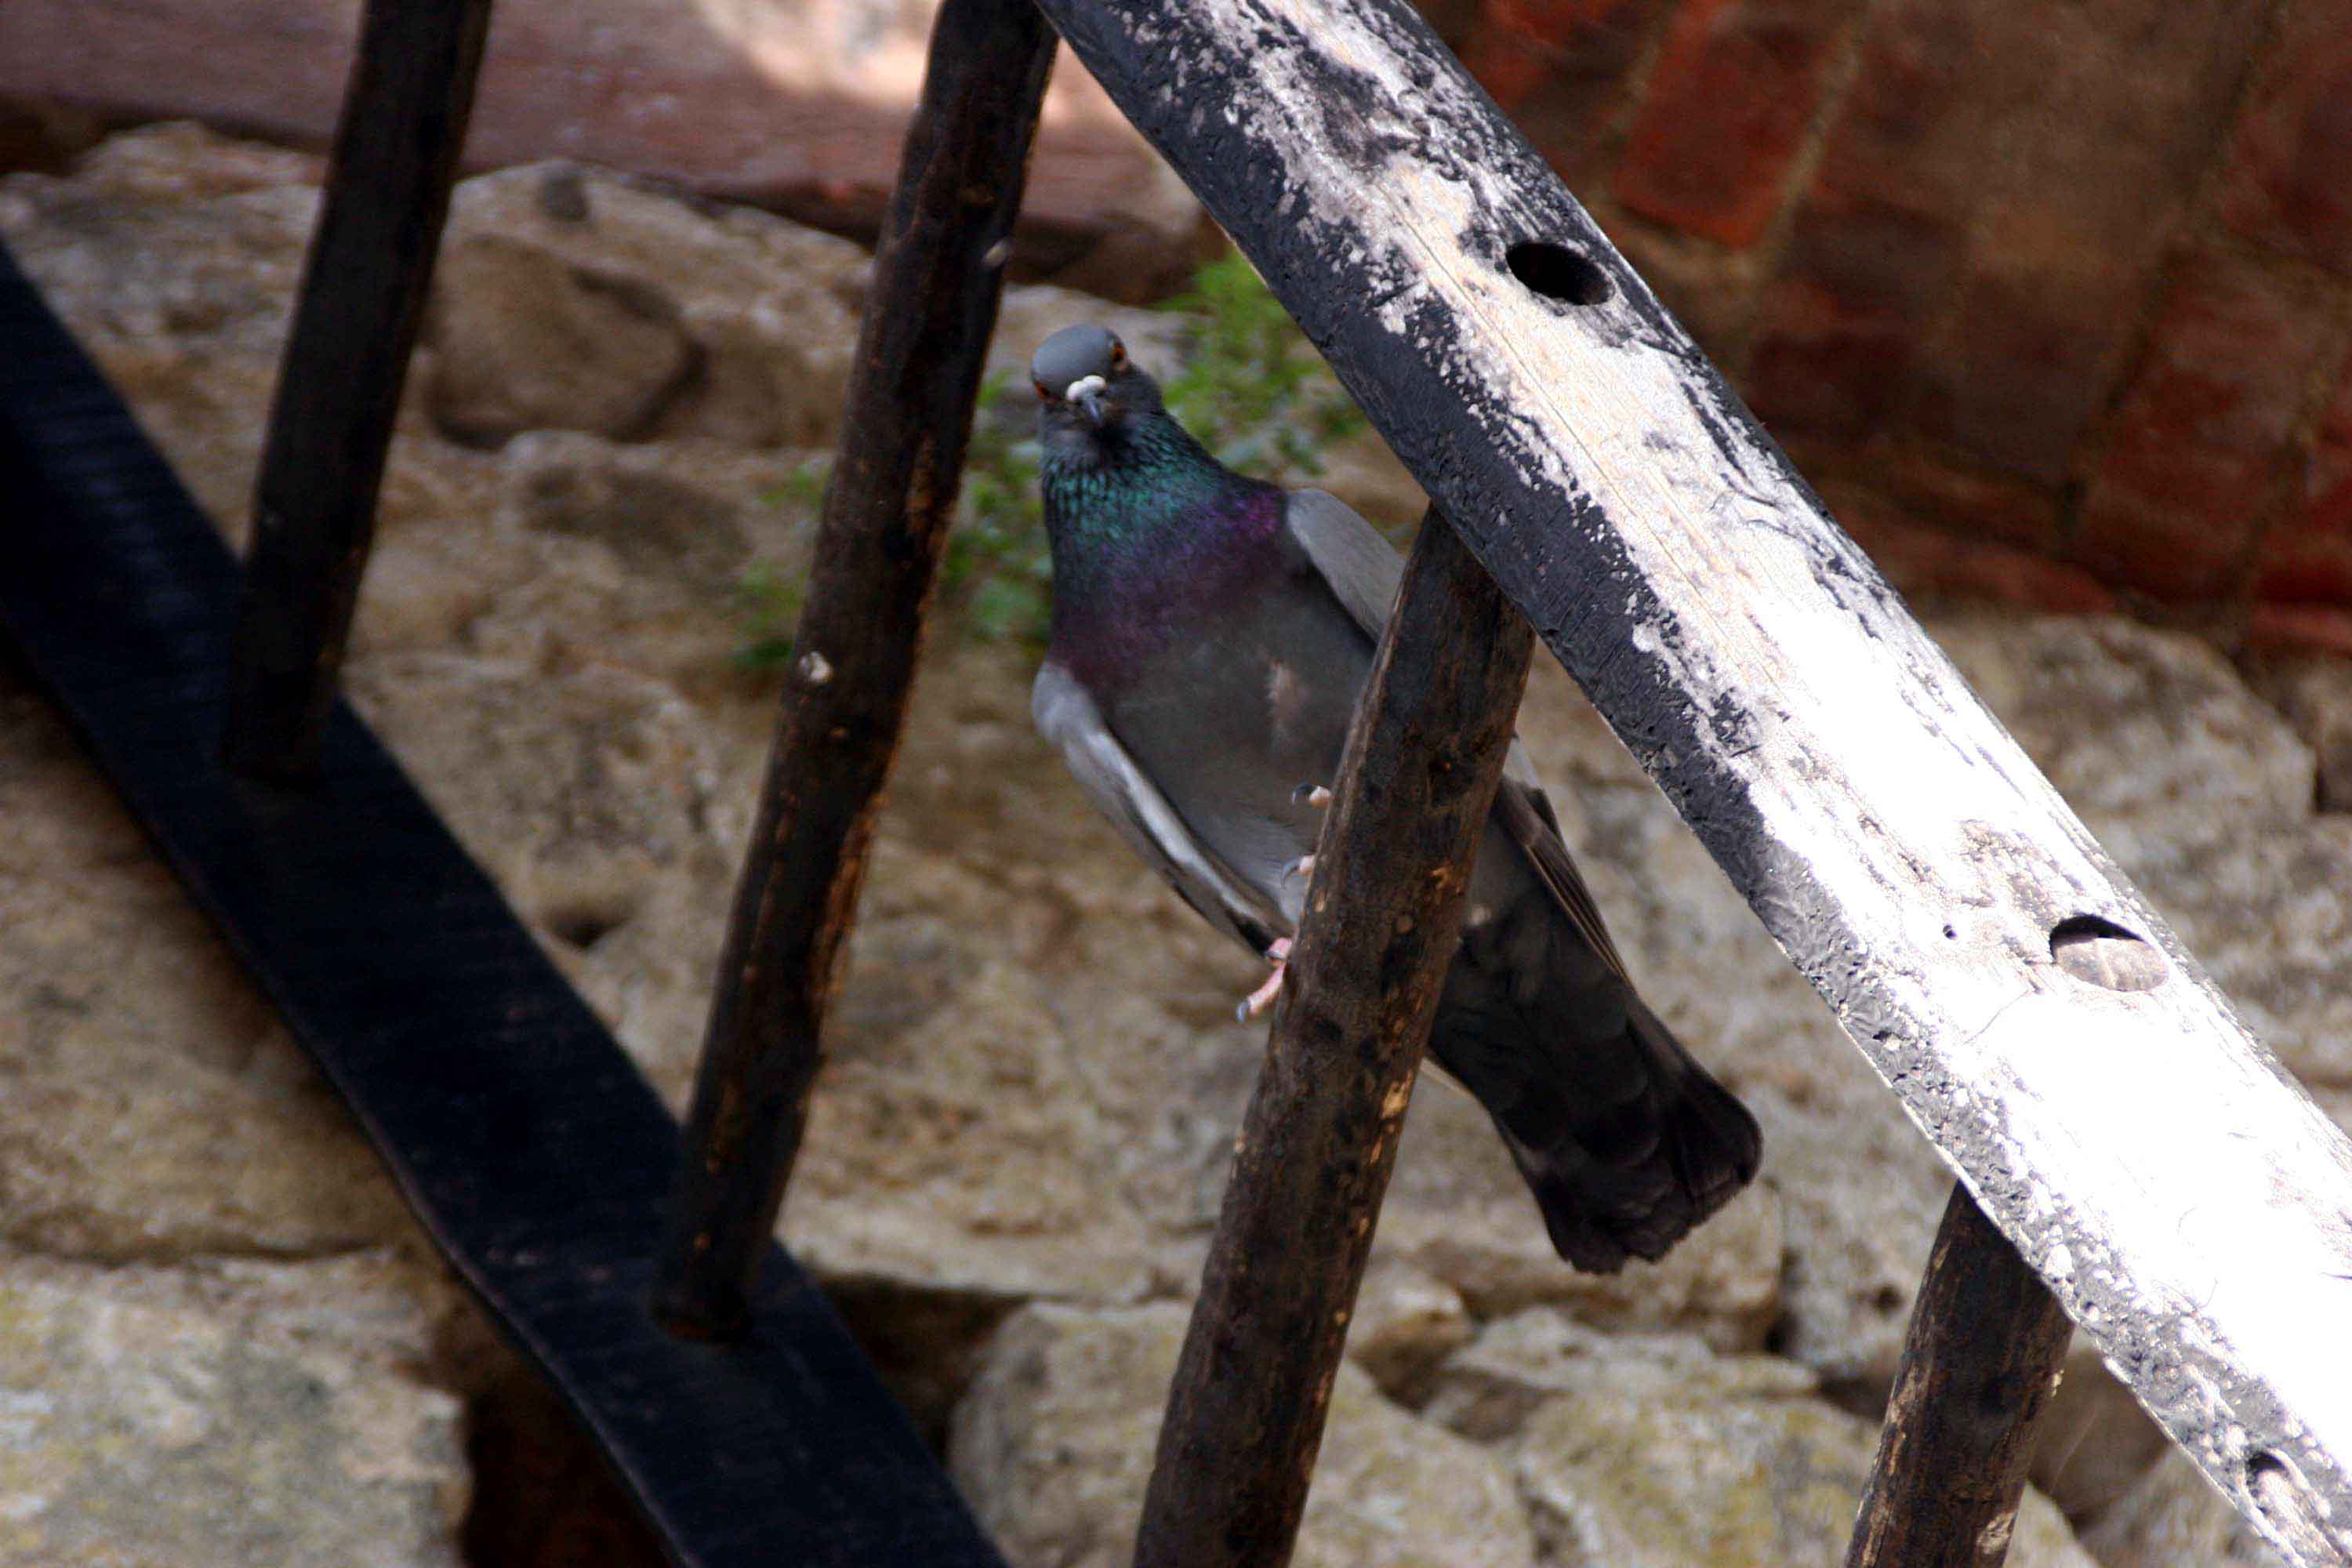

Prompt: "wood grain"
[652,0,1057,1338]
[1846,1182,2075,1568]
[1132,510,1534,1568]
[1031,0,2352,1557]
[223,0,492,781]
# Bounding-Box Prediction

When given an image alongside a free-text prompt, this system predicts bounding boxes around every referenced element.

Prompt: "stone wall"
[5,0,2352,638]
[0,0,1215,299]
[3,125,2341,1566]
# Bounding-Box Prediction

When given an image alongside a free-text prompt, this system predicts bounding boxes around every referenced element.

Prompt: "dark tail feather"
[1494,998,1761,1274]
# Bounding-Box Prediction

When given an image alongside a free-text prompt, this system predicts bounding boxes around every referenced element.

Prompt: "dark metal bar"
[1846,1182,2075,1568]
[652,0,1058,1340]
[1132,511,1534,1568]
[0,241,1004,1568]
[223,0,492,782]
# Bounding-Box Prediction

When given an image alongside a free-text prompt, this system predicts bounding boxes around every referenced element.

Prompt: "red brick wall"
[1439,0,2352,649]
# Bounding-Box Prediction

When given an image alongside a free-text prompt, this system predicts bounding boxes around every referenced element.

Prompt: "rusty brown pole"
[223,0,492,782]
[1846,1181,2076,1568]
[652,0,1057,1339]
[1131,510,1535,1568]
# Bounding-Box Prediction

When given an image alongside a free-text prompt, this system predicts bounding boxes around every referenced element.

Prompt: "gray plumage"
[1027,323,1759,1270]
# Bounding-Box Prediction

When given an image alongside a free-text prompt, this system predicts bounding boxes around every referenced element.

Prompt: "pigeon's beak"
[1067,375,1111,428]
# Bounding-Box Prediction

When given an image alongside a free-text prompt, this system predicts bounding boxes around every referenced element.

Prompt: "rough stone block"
[2249,652,2352,813]
[2075,1448,2292,1568]
[1345,1258,1475,1403]
[1421,1310,1818,1442]
[0,1255,469,1568]
[0,678,418,1263]
[1481,1318,2096,1567]
[947,1303,1537,1568]
[426,236,697,446]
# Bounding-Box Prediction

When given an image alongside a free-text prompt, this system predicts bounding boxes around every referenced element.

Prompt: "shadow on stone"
[461,1354,672,1568]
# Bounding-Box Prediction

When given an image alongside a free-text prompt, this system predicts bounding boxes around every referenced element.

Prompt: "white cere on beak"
[1065,374,1108,401]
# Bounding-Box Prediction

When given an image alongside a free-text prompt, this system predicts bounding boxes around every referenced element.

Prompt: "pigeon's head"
[1032,325,1163,456]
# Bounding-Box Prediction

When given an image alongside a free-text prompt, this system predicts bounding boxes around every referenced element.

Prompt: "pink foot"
[1237,938,1294,1021]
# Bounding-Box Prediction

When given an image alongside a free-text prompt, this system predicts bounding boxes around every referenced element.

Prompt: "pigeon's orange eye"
[1033,379,1054,401]
[1109,340,1127,369]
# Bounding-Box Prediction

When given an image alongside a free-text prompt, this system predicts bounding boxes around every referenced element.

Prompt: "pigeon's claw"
[1237,938,1294,1022]
[1290,783,1333,809]
[1283,855,1316,884]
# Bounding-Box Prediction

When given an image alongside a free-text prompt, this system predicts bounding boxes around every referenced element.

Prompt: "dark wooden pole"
[652,0,1057,1340]
[1131,511,1534,1568]
[1846,1181,2076,1568]
[222,0,492,782]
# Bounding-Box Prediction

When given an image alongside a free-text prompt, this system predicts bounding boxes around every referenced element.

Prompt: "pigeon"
[1025,322,1759,1272]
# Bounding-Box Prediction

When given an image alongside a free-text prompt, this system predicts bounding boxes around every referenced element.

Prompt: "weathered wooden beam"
[1033,0,2352,1558]
[652,0,1057,1339]
[1847,1182,2075,1568]
[222,0,491,782]
[1134,510,1534,1568]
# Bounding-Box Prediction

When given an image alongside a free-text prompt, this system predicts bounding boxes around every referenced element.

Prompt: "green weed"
[727,554,807,673]
[1160,252,1366,474]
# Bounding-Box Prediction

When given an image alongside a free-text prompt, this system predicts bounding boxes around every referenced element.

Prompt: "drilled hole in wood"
[2049,914,2166,993]
[1506,241,1611,307]
[2246,1450,2347,1560]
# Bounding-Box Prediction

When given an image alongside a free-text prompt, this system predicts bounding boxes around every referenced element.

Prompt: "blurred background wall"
[5,0,2349,645]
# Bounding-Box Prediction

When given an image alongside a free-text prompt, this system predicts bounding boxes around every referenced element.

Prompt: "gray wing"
[1492,780,1631,982]
[1283,488,1406,643]
[1033,660,1288,957]
[1283,486,1632,984]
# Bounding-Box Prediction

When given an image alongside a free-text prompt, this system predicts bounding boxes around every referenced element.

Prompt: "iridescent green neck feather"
[1040,411,1283,685]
